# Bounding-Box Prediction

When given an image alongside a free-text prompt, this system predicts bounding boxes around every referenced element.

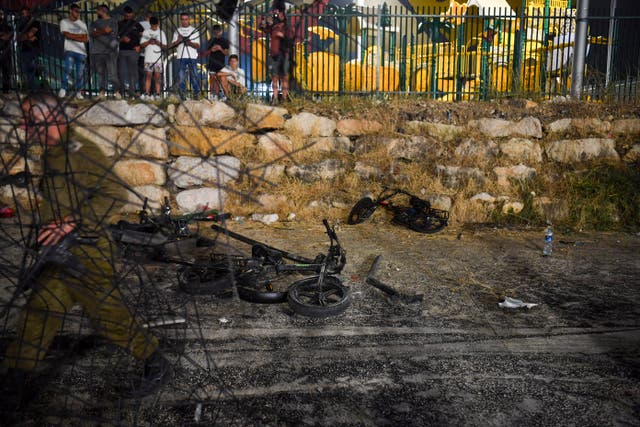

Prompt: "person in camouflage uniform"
[1,93,172,408]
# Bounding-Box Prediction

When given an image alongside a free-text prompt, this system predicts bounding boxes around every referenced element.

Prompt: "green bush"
[563,164,640,231]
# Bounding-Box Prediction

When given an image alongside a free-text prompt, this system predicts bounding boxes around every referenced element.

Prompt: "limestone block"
[117,127,168,160]
[354,162,383,180]
[0,184,37,210]
[246,163,286,183]
[405,121,464,142]
[257,133,293,160]
[499,138,543,163]
[168,155,241,188]
[470,192,496,204]
[168,126,255,156]
[0,100,21,117]
[427,194,452,211]
[454,138,499,161]
[0,123,25,146]
[572,118,611,135]
[113,159,166,186]
[175,100,236,127]
[244,103,288,131]
[284,112,336,137]
[74,125,120,157]
[435,165,485,188]
[387,136,432,160]
[470,116,542,138]
[307,136,352,153]
[502,201,524,214]
[336,119,383,136]
[493,164,537,187]
[545,138,620,163]
[612,119,640,134]
[0,149,41,175]
[167,104,176,124]
[76,101,167,126]
[176,187,227,212]
[122,185,171,213]
[623,144,640,162]
[547,118,572,134]
[286,159,345,182]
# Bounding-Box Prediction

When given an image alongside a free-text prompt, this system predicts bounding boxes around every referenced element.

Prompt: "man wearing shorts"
[260,1,290,104]
[204,24,229,101]
[140,16,166,100]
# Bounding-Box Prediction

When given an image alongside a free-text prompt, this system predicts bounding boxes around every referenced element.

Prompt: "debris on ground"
[498,296,539,309]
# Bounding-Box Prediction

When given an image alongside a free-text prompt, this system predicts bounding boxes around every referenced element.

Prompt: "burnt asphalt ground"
[135,222,640,426]
[2,221,640,426]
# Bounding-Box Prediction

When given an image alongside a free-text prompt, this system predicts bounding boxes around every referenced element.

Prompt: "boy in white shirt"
[59,3,88,99]
[218,54,247,96]
[170,13,200,99]
[139,16,166,100]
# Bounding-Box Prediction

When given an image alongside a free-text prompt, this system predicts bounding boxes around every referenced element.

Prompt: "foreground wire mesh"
[0,87,263,424]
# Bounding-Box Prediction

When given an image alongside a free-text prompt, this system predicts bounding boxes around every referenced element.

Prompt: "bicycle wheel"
[347,197,377,225]
[287,275,351,318]
[237,286,288,304]
[178,263,234,295]
[236,269,288,304]
[406,212,447,234]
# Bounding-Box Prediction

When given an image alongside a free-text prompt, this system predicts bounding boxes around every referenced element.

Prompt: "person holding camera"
[140,16,167,100]
[260,0,290,104]
[117,6,144,98]
[203,24,229,101]
[171,12,201,99]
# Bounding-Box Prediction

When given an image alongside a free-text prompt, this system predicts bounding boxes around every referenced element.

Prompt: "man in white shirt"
[59,3,88,99]
[217,54,247,96]
[170,12,200,99]
[140,16,166,100]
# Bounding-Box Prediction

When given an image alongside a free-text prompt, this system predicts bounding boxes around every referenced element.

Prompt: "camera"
[259,11,283,32]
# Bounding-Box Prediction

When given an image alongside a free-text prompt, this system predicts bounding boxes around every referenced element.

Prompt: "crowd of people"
[0,3,253,101]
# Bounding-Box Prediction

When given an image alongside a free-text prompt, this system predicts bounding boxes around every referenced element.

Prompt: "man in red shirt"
[260,0,290,104]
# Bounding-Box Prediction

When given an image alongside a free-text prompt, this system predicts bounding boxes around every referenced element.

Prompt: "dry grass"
[222,96,640,230]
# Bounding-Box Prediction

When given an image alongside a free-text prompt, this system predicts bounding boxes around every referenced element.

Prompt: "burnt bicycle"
[347,188,449,234]
[109,197,229,261]
[178,219,351,318]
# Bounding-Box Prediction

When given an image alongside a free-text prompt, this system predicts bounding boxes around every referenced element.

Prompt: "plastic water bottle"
[543,223,553,256]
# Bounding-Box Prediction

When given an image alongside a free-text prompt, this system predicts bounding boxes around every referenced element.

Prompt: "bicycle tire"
[237,286,287,304]
[347,197,377,225]
[233,268,288,303]
[406,213,447,234]
[178,264,234,295]
[287,275,351,318]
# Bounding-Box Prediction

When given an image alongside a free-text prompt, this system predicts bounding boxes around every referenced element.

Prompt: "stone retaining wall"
[1,98,639,225]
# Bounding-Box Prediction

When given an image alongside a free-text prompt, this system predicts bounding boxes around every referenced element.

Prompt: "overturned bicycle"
[108,201,351,318]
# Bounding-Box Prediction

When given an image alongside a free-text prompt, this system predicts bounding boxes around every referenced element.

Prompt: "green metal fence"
[3,2,639,102]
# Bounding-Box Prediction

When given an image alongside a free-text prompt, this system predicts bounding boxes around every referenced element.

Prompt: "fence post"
[540,0,551,93]
[605,0,617,87]
[513,1,526,93]
[429,19,438,99]
[228,4,240,55]
[480,18,490,100]
[375,5,382,92]
[571,0,589,99]
[455,22,464,100]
